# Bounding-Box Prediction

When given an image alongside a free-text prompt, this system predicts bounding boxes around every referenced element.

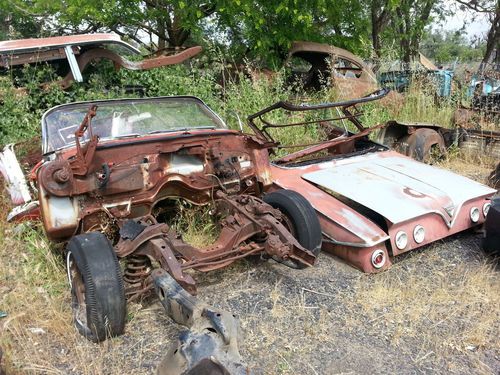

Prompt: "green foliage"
[215,0,370,64]
[421,30,486,64]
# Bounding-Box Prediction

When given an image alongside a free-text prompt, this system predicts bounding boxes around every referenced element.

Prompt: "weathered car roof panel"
[0,33,140,54]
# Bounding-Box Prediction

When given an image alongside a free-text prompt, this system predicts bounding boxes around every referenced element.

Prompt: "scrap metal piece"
[0,144,32,205]
[153,269,249,375]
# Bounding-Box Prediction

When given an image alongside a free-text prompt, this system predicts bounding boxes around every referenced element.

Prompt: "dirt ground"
[1,158,499,375]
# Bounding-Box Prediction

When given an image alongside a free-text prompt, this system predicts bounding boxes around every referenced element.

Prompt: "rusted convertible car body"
[0,33,201,90]
[1,89,495,356]
[27,95,322,349]
[248,89,496,272]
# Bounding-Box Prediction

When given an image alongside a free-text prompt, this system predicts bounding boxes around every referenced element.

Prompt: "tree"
[421,30,485,63]
[4,0,218,51]
[456,0,500,66]
[0,1,45,39]
[370,0,394,58]
[214,0,370,64]
[4,0,371,64]
[393,0,440,63]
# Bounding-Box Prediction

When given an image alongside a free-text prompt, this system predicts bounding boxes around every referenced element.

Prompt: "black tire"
[264,189,322,268]
[483,197,500,258]
[66,232,126,342]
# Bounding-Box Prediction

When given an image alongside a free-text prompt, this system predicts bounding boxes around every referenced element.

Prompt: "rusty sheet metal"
[301,152,496,225]
[153,269,248,375]
[288,41,376,82]
[1,33,202,91]
[286,41,377,98]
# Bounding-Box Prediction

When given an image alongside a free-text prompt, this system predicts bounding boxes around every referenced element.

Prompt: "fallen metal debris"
[153,269,248,375]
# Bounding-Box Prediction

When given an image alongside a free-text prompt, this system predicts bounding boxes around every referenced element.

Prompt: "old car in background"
[376,120,500,163]
[0,33,201,91]
[467,69,500,114]
[286,41,378,98]
[378,53,455,98]
[248,89,495,273]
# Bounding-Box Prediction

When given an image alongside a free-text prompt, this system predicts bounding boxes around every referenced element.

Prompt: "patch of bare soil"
[1,156,499,375]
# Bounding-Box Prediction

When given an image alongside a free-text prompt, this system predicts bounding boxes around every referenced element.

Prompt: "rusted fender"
[153,269,250,375]
[376,121,447,162]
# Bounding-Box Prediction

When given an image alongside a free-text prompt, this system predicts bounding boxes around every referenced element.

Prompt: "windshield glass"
[42,97,226,154]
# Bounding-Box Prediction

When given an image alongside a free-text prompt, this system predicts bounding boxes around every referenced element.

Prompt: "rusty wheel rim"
[66,251,88,329]
[279,213,296,238]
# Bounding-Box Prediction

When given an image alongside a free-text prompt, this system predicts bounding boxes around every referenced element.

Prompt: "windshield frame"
[41,96,227,155]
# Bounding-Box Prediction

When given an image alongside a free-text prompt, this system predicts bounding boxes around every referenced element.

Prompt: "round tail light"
[395,231,408,250]
[470,207,480,223]
[371,249,386,269]
[483,202,491,217]
[413,225,425,244]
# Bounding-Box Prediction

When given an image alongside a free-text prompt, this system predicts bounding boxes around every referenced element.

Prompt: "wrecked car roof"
[288,41,368,69]
[0,33,140,54]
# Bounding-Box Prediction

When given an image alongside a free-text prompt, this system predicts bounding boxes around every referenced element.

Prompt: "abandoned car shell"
[248,89,496,272]
[377,120,500,163]
[286,41,377,97]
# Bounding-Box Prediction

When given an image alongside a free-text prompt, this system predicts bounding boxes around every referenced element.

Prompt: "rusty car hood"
[301,152,496,226]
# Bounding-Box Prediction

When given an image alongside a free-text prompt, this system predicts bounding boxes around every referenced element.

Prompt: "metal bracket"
[64,45,83,83]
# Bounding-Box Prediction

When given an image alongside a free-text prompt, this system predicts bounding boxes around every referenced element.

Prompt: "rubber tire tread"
[264,189,322,267]
[67,232,126,342]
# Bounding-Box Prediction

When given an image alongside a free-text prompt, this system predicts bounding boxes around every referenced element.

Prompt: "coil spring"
[123,255,153,301]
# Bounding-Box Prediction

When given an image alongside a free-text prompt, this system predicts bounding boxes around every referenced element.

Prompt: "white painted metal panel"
[302,155,496,225]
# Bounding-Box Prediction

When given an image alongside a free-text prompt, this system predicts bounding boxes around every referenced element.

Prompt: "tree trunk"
[371,0,390,58]
[481,7,500,66]
[158,20,167,50]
